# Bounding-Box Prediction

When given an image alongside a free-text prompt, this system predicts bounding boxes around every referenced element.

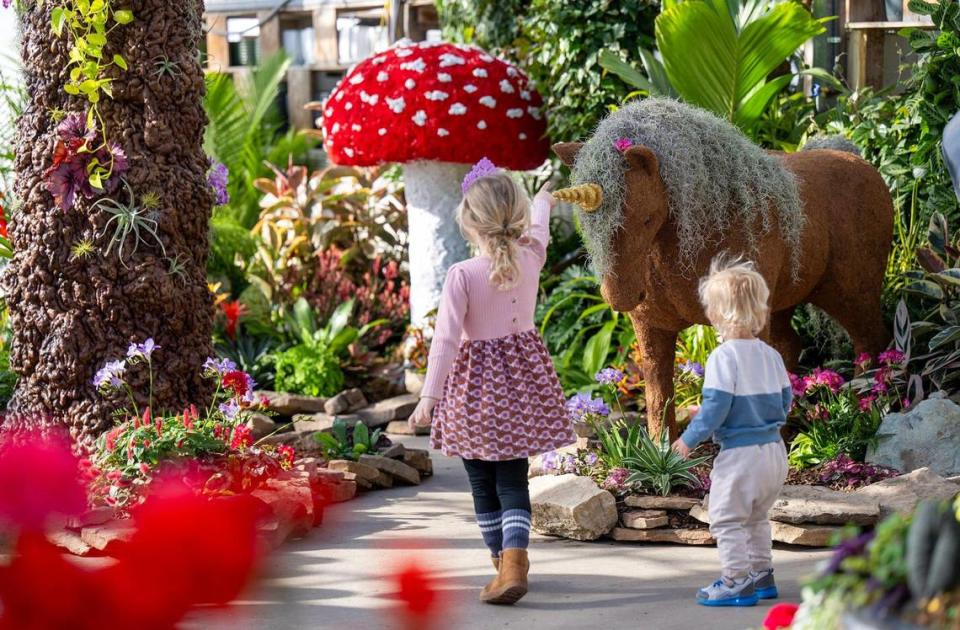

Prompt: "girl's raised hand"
[409,397,437,429]
[535,182,556,208]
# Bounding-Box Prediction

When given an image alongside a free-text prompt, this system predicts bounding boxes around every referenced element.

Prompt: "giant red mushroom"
[314,40,549,324]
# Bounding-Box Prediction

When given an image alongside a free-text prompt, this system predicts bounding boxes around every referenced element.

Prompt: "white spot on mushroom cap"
[345,102,353,111]
[332,122,340,134]
[359,91,379,105]
[325,107,333,117]
[395,48,414,58]
[473,68,488,78]
[507,67,518,77]
[377,71,389,82]
[527,106,542,120]
[479,54,494,62]
[499,80,515,94]
[378,128,387,136]
[477,120,487,129]
[405,78,416,89]
[464,84,478,93]
[439,53,466,67]
[437,128,449,137]
[412,110,427,126]
[479,96,497,108]
[449,103,467,115]
[335,91,344,101]
[352,124,361,131]
[400,58,426,73]
[506,108,523,118]
[520,90,531,101]
[425,90,449,101]
[437,72,452,82]
[519,133,527,140]
[348,73,364,85]
[371,56,387,65]
[343,147,355,157]
[386,96,406,113]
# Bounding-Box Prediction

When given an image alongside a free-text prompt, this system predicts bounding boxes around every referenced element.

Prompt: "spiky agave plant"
[623,406,710,496]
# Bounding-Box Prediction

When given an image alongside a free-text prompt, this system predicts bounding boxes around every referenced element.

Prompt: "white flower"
[360,91,379,105]
[437,128,449,137]
[378,128,387,136]
[477,120,487,129]
[405,78,416,89]
[400,58,426,73]
[499,80,515,94]
[425,90,449,101]
[348,73,364,85]
[473,68,488,78]
[520,90,532,101]
[519,133,528,140]
[437,72,452,82]
[377,71,389,82]
[351,124,361,131]
[343,147,355,157]
[527,106,542,120]
[395,48,414,57]
[449,103,467,115]
[506,108,523,118]
[412,110,427,126]
[386,96,406,113]
[464,84,478,93]
[479,96,497,108]
[439,53,465,67]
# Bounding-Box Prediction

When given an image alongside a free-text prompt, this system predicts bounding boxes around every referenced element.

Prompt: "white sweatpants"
[708,441,788,578]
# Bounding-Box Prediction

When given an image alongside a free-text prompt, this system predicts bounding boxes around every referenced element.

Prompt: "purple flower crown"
[461,157,498,195]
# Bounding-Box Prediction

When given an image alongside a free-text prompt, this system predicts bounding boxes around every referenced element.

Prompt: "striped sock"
[476,511,503,556]
[501,509,532,550]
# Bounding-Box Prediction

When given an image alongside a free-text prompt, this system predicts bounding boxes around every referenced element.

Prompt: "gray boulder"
[866,397,960,476]
[530,474,618,541]
[856,467,960,516]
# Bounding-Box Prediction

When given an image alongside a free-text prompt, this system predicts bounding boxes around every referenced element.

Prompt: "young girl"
[671,257,791,607]
[409,160,576,606]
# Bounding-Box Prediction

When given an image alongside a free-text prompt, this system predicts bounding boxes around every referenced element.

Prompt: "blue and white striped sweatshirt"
[680,339,792,451]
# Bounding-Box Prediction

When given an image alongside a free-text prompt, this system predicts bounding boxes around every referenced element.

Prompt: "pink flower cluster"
[790,368,844,396]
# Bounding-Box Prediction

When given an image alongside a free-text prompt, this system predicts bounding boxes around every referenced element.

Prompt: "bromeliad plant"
[90,342,294,508]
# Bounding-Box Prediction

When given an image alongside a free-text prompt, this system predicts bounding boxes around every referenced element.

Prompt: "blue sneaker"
[750,568,778,599]
[696,576,759,607]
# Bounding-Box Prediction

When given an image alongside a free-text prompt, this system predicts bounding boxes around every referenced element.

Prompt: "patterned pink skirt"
[430,329,576,461]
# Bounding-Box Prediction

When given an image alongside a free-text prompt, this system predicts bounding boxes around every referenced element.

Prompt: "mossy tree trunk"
[4,0,214,445]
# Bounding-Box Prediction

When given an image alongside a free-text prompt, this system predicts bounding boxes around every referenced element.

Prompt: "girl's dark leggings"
[461,458,531,514]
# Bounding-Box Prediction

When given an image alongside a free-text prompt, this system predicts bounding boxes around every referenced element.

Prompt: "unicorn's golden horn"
[553,183,603,212]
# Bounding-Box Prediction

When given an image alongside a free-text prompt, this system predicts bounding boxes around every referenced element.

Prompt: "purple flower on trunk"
[127,338,159,361]
[207,160,230,206]
[93,360,127,390]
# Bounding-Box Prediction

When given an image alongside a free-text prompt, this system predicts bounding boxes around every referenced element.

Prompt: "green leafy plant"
[600,0,827,138]
[623,424,710,496]
[313,417,384,461]
[273,343,343,398]
[591,417,645,469]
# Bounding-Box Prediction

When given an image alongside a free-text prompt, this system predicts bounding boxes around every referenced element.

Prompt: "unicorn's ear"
[553,142,583,167]
[624,145,659,178]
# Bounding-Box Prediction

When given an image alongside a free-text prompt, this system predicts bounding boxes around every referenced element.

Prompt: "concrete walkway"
[188,437,830,630]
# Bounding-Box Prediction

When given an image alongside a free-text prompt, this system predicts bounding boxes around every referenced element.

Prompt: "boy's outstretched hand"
[409,397,437,430]
[671,438,691,459]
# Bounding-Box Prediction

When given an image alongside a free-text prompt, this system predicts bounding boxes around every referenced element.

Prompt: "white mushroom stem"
[404,160,471,325]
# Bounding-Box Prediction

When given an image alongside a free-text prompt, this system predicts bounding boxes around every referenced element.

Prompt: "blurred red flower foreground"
[0,430,282,629]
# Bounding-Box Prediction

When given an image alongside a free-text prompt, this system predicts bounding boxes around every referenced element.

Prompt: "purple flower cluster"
[613,138,634,152]
[602,467,630,492]
[877,349,905,366]
[792,367,844,394]
[219,398,241,420]
[45,113,128,211]
[203,356,237,376]
[819,454,898,489]
[566,392,610,422]
[679,360,705,378]
[127,338,159,361]
[93,360,127,390]
[595,367,625,386]
[207,160,230,206]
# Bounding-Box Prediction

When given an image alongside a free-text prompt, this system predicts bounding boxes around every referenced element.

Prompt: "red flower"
[277,445,295,468]
[222,370,251,397]
[0,201,7,239]
[105,426,123,452]
[220,301,245,340]
[230,424,253,450]
[139,463,151,475]
[763,603,799,629]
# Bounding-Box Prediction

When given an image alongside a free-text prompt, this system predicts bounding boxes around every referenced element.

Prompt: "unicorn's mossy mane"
[571,98,804,277]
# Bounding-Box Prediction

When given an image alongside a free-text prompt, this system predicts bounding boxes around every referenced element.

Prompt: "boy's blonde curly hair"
[699,255,770,338]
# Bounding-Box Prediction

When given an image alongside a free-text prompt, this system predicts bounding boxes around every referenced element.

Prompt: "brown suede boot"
[480,548,528,605]
[492,555,500,570]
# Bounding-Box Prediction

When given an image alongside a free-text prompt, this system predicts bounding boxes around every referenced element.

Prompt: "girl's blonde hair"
[458,171,530,290]
[699,255,770,338]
